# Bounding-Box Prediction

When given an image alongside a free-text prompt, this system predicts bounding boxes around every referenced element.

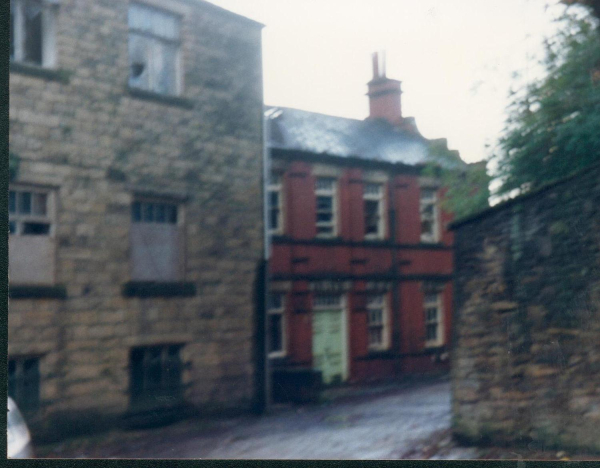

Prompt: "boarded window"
[128,3,181,96]
[8,357,40,415]
[9,186,55,285]
[130,200,182,281]
[130,345,183,408]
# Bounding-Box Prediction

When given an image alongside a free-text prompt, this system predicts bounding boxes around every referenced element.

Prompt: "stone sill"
[9,285,67,299]
[122,281,197,298]
[9,62,71,84]
[126,87,194,109]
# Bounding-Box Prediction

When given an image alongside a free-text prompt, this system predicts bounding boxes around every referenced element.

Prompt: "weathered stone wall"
[451,163,600,453]
[9,0,264,439]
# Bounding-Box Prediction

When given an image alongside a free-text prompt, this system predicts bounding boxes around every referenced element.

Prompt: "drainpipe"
[262,105,272,413]
[388,176,402,375]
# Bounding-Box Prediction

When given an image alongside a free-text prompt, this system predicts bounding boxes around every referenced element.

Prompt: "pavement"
[35,374,600,460]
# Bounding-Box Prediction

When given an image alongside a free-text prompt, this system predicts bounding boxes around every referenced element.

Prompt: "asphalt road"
[39,376,479,459]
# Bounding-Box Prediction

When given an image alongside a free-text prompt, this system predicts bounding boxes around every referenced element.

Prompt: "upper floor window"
[268,173,283,235]
[9,188,52,236]
[420,187,439,243]
[10,0,57,68]
[424,293,444,347]
[267,293,286,358]
[130,199,182,281]
[364,183,385,240]
[367,295,389,351]
[315,177,337,238]
[128,3,181,96]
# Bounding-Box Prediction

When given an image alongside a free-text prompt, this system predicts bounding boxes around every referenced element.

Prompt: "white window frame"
[366,294,389,351]
[10,0,57,68]
[315,177,338,238]
[424,292,444,348]
[420,187,439,243]
[364,182,385,240]
[9,186,55,237]
[267,293,286,358]
[128,2,182,96]
[268,173,284,235]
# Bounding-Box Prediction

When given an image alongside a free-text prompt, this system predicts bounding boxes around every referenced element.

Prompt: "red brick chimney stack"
[366,51,403,126]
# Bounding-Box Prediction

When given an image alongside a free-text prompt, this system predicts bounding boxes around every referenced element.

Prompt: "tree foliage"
[423,144,491,220]
[495,9,600,195]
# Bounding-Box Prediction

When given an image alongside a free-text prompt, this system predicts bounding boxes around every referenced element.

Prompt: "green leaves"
[495,11,600,196]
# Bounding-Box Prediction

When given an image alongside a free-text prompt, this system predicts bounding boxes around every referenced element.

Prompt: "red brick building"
[266,55,463,389]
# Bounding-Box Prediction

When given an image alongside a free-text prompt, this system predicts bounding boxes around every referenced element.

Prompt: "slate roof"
[266,106,455,167]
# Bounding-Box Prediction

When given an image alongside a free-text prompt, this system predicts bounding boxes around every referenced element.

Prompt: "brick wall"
[451,163,600,452]
[9,0,264,440]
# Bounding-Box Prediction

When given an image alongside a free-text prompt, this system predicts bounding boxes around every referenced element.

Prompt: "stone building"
[265,54,463,398]
[8,0,264,440]
[451,162,600,453]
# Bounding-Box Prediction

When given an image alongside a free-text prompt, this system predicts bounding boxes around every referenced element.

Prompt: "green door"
[312,308,346,385]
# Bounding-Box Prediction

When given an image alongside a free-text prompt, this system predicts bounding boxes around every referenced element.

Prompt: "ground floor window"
[367,295,389,350]
[268,293,286,357]
[8,357,40,415]
[130,345,183,408]
[424,293,444,347]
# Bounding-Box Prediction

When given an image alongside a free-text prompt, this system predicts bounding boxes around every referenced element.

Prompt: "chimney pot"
[366,51,403,126]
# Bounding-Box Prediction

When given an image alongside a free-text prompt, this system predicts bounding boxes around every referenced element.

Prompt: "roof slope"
[266,106,458,167]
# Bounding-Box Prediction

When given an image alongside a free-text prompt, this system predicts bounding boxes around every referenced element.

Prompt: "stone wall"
[9,0,264,440]
[451,163,600,453]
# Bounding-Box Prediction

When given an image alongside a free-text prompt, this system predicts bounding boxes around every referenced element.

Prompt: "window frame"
[267,292,286,358]
[129,344,184,407]
[128,2,183,97]
[363,182,385,240]
[420,187,439,243]
[9,186,55,237]
[10,0,57,68]
[424,292,444,348]
[268,172,284,236]
[315,177,338,238]
[366,294,389,351]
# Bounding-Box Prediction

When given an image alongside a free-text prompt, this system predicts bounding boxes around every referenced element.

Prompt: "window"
[130,200,182,281]
[420,187,439,243]
[267,293,285,357]
[9,187,55,284]
[130,345,183,407]
[9,188,52,236]
[268,173,283,235]
[364,183,385,239]
[10,0,57,68]
[8,357,40,415]
[128,3,181,96]
[424,293,444,347]
[315,177,337,237]
[367,295,389,350]
[313,294,343,309]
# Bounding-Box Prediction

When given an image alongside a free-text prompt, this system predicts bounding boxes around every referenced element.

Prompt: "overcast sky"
[205,0,566,163]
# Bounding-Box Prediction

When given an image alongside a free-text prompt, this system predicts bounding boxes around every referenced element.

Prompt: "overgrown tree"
[494,8,600,195]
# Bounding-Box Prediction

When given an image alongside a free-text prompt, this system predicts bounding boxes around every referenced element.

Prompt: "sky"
[205,0,566,164]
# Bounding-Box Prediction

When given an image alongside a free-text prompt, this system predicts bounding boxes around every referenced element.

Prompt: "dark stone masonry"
[451,162,600,453]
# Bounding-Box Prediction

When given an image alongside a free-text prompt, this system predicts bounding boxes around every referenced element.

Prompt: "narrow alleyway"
[38,376,478,459]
